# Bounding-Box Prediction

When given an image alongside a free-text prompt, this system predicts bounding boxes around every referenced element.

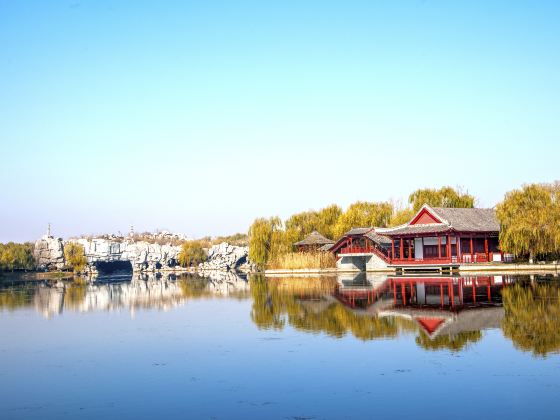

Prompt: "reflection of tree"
[415,331,482,352]
[0,283,36,309]
[250,275,415,340]
[64,280,87,306]
[177,276,212,298]
[502,283,560,356]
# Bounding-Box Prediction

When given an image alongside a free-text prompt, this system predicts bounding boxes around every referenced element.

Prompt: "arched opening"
[95,260,133,278]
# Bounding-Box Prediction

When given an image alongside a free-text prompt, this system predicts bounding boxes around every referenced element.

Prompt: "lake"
[1,271,559,419]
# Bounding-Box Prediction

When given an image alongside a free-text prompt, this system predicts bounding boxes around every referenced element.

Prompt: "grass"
[268,252,337,270]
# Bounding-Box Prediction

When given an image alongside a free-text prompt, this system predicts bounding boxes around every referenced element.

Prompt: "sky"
[1,0,559,242]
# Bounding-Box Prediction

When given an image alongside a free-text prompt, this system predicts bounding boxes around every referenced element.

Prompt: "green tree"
[178,241,207,267]
[408,186,475,212]
[496,182,560,262]
[248,217,286,268]
[0,242,35,271]
[284,204,342,242]
[389,207,415,227]
[333,201,393,238]
[64,242,87,273]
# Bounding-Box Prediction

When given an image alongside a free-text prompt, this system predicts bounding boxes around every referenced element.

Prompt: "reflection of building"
[335,274,515,340]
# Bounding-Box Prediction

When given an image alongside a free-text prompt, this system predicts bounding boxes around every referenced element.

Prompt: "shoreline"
[265,262,560,276]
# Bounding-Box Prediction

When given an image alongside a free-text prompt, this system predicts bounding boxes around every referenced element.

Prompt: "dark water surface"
[1,272,559,419]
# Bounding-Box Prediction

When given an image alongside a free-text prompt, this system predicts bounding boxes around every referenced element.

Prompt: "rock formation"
[199,242,253,272]
[33,235,254,274]
[34,235,65,270]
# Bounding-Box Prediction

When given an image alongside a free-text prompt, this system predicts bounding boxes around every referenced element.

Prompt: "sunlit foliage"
[496,182,560,261]
[408,186,475,212]
[64,242,87,273]
[0,242,35,272]
[178,241,207,267]
[285,204,343,242]
[333,201,393,238]
[502,282,560,356]
[389,207,415,227]
[248,217,287,268]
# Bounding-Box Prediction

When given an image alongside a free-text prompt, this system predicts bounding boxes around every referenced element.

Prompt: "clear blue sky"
[1,0,559,242]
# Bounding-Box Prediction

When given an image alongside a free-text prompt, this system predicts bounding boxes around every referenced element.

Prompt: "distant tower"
[129,225,135,237]
[47,223,51,237]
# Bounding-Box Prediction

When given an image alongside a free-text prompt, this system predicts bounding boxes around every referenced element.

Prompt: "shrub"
[178,241,207,267]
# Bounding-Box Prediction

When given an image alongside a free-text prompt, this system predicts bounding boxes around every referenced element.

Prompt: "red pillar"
[470,236,474,262]
[457,235,461,262]
[400,238,404,260]
[408,239,412,261]
[484,236,489,261]
[446,235,451,261]
[438,236,441,258]
[391,239,395,262]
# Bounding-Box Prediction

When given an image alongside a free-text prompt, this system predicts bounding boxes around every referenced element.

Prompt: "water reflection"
[1,271,559,356]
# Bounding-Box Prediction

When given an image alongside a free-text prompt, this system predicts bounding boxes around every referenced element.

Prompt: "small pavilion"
[294,231,335,252]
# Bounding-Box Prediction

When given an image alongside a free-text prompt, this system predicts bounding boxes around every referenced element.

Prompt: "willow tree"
[284,204,342,241]
[333,201,393,238]
[408,186,475,212]
[64,242,87,273]
[496,182,560,262]
[248,217,286,268]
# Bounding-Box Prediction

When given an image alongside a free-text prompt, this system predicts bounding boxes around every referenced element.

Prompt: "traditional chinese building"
[377,205,501,265]
[330,205,501,271]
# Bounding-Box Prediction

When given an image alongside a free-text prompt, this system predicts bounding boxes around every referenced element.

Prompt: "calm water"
[1,271,559,419]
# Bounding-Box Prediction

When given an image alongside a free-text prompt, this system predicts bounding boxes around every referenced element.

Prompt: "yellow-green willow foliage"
[178,241,207,267]
[63,242,87,273]
[285,204,342,242]
[408,186,475,212]
[415,331,482,352]
[0,242,35,272]
[248,217,289,268]
[333,201,393,238]
[496,182,560,261]
[389,207,415,227]
[502,282,560,356]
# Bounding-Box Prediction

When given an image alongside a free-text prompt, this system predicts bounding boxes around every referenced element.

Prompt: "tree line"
[248,182,560,268]
[0,242,35,272]
[248,186,476,268]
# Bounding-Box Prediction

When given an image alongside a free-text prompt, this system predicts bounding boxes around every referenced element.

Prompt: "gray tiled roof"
[294,231,335,246]
[377,205,499,237]
[431,207,500,232]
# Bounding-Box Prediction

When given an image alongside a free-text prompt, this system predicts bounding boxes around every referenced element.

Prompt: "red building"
[330,205,501,270]
[377,205,501,265]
